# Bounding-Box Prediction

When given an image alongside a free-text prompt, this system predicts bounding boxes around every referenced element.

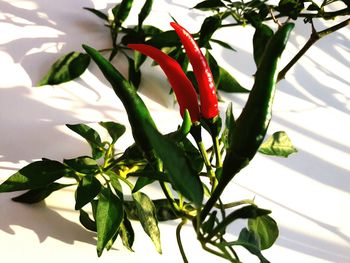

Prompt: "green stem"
[176,219,189,263]
[196,141,218,190]
[212,136,222,168]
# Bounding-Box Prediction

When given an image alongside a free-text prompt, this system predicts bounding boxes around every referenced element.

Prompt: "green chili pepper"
[201,23,294,221]
[83,45,155,154]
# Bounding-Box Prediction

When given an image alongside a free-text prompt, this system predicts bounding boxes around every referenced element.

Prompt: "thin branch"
[277,18,350,82]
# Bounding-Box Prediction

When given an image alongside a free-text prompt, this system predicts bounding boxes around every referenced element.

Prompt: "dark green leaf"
[0,160,71,193]
[276,0,304,19]
[230,228,270,263]
[199,15,222,47]
[142,25,162,37]
[66,123,104,159]
[132,192,162,253]
[253,23,274,66]
[193,0,226,10]
[210,38,236,51]
[105,171,123,200]
[217,67,249,93]
[83,7,108,21]
[202,211,217,234]
[96,187,124,256]
[134,49,147,71]
[258,131,297,157]
[119,214,135,251]
[126,56,141,89]
[64,156,99,174]
[167,110,192,142]
[99,121,126,144]
[112,0,134,25]
[248,215,279,250]
[221,102,235,149]
[146,30,180,48]
[12,183,73,203]
[133,176,154,193]
[138,0,153,28]
[143,121,204,207]
[79,208,97,232]
[75,175,101,210]
[37,52,90,86]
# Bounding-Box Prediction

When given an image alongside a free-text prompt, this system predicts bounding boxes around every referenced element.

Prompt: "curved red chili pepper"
[170,22,219,119]
[128,43,200,122]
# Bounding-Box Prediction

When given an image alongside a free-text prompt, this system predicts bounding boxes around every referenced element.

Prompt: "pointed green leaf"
[75,175,101,210]
[145,30,180,48]
[0,160,71,193]
[119,214,135,251]
[221,102,235,149]
[143,121,203,207]
[193,0,226,10]
[199,15,221,47]
[210,38,236,51]
[132,192,162,253]
[37,52,90,86]
[217,67,249,93]
[96,188,124,256]
[83,7,108,21]
[126,56,141,89]
[66,124,104,159]
[104,170,124,200]
[248,215,279,250]
[138,0,153,28]
[12,183,74,203]
[112,0,134,25]
[64,156,99,174]
[99,121,126,144]
[79,208,97,232]
[258,131,297,157]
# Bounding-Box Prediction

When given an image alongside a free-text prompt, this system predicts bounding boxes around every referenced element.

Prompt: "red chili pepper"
[128,43,200,122]
[170,22,219,120]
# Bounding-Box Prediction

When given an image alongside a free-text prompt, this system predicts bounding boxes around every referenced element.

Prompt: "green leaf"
[231,228,270,263]
[134,49,147,71]
[133,176,154,193]
[12,183,73,203]
[112,0,134,25]
[276,0,304,19]
[146,30,180,48]
[37,52,90,86]
[217,66,249,93]
[253,23,274,66]
[143,121,204,207]
[126,56,141,89]
[202,211,217,234]
[64,156,99,174]
[75,175,102,210]
[199,15,222,47]
[66,123,104,159]
[210,38,236,51]
[221,102,235,149]
[248,215,279,250]
[132,192,162,253]
[96,187,124,256]
[99,121,126,144]
[119,213,135,251]
[258,131,297,157]
[83,7,108,21]
[79,208,97,232]
[0,160,71,193]
[138,0,153,28]
[105,171,124,200]
[193,0,226,10]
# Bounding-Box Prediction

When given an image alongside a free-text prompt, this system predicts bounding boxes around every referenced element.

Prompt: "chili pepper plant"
[0,0,348,262]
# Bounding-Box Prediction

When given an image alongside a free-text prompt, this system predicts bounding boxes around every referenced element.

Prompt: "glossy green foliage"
[99,121,126,144]
[96,188,124,256]
[258,131,298,157]
[199,15,222,47]
[0,159,70,192]
[38,52,90,86]
[132,192,162,253]
[217,66,249,93]
[75,175,101,210]
[193,0,226,10]
[248,215,279,250]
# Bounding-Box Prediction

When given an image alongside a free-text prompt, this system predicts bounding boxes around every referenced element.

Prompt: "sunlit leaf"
[248,215,279,250]
[75,175,101,210]
[258,131,297,157]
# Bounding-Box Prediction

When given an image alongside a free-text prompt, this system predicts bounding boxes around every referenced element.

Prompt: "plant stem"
[196,141,218,190]
[277,18,350,81]
[212,136,223,168]
[176,219,189,263]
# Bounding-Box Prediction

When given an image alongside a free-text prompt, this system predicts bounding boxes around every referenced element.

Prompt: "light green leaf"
[119,214,135,251]
[99,121,126,144]
[248,215,279,250]
[37,52,90,86]
[0,160,71,193]
[217,66,249,93]
[258,131,297,157]
[132,191,161,253]
[96,188,124,256]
